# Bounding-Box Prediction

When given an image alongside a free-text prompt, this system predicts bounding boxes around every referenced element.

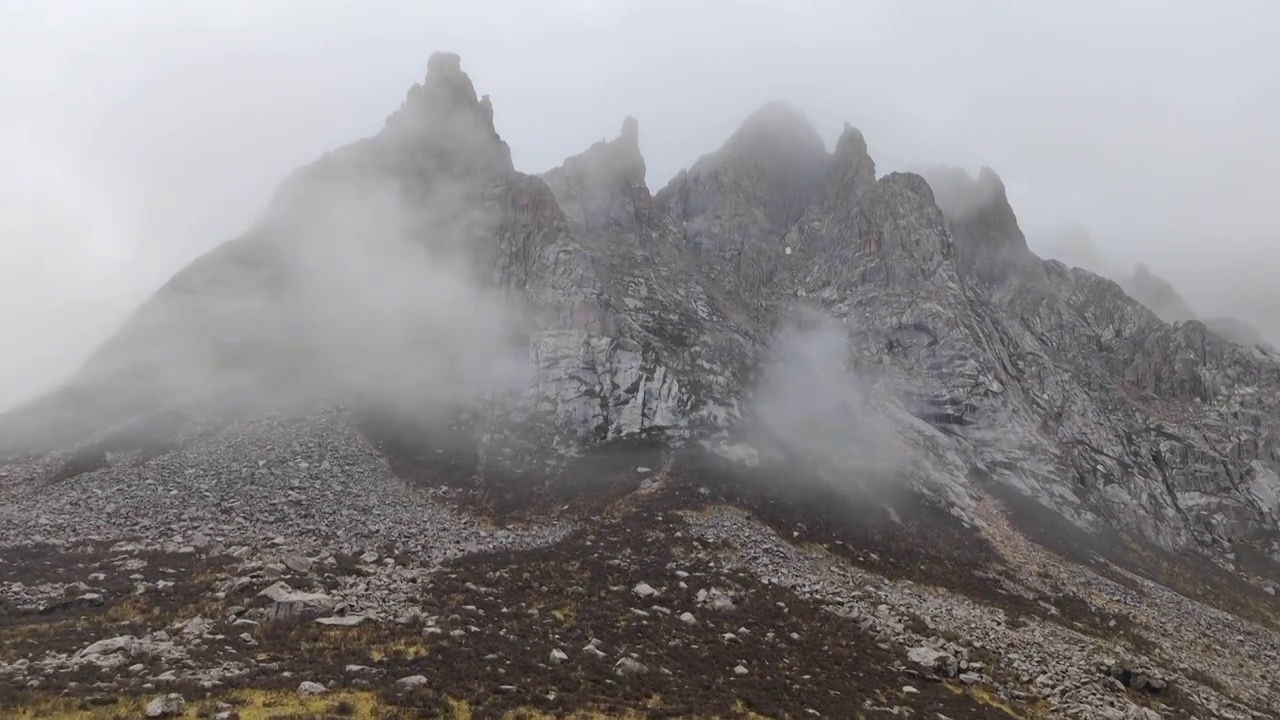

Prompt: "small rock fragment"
[632,582,658,599]
[396,675,429,690]
[297,681,327,696]
[614,657,649,676]
[144,693,186,718]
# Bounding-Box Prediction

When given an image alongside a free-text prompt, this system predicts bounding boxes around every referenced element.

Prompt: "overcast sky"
[2,0,1278,409]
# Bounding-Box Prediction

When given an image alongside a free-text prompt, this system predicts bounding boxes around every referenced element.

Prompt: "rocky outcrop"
[1042,230,1274,352]
[921,165,1041,285]
[656,102,830,289]
[904,173,1280,549]
[1122,262,1197,323]
[378,51,514,178]
[540,116,651,235]
[780,123,877,265]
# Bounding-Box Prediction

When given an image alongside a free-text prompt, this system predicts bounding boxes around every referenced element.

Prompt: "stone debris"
[144,693,186,718]
[684,504,1279,719]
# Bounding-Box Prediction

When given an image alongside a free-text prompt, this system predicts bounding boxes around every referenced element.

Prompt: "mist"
[3,0,1279,410]
[259,171,532,412]
[749,308,906,490]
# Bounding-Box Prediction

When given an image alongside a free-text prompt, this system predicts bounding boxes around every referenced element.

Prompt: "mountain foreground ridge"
[0,53,1277,719]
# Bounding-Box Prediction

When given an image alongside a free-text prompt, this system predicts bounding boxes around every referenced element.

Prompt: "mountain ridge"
[1,52,1277,719]
[5,50,1278,556]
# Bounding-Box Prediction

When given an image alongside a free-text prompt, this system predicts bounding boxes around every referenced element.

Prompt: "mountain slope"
[1,53,1278,719]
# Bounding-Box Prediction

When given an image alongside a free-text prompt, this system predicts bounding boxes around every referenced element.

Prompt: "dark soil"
[366,430,1161,653]
[0,509,1026,719]
[1,429,1263,718]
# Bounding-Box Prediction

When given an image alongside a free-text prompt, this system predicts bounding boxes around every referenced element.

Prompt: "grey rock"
[144,693,186,718]
[258,581,336,622]
[297,680,327,696]
[76,636,141,662]
[395,674,429,690]
[631,582,658,599]
[282,553,313,574]
[613,657,648,676]
[907,646,959,678]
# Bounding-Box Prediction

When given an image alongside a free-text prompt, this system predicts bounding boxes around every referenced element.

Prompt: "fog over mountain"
[3,5,1280,718]
[3,0,1279,410]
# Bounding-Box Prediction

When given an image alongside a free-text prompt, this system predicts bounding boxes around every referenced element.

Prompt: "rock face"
[915,169,1280,549]
[2,52,1279,561]
[656,101,831,288]
[1042,228,1275,352]
[919,165,1040,285]
[541,116,648,234]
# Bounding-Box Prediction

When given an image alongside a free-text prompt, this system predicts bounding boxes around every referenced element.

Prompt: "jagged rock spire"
[620,115,639,147]
[656,102,830,286]
[541,116,650,234]
[381,51,514,175]
[818,122,877,208]
[775,121,877,270]
[1122,262,1197,323]
[704,102,826,171]
[920,165,1034,284]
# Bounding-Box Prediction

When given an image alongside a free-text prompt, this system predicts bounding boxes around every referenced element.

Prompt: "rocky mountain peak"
[656,102,830,283]
[820,122,877,207]
[380,51,514,176]
[832,122,870,163]
[801,171,953,290]
[619,115,639,147]
[921,165,1034,284]
[540,116,651,235]
[1123,262,1196,323]
[775,123,877,271]
[706,101,827,172]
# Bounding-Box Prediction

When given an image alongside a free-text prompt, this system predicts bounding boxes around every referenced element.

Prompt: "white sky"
[2,0,1278,409]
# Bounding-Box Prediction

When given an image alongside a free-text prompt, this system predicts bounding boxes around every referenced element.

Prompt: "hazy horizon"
[3,0,1278,410]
